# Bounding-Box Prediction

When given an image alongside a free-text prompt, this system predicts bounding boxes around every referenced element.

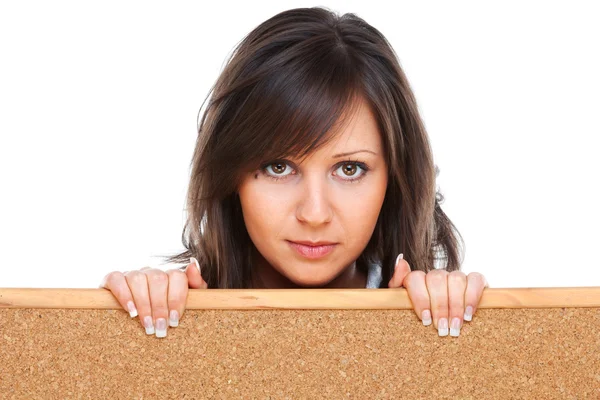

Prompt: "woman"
[100,6,488,339]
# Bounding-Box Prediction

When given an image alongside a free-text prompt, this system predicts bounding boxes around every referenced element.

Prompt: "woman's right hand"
[99,257,208,338]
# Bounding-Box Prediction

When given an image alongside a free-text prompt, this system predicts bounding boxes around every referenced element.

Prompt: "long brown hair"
[159,6,465,288]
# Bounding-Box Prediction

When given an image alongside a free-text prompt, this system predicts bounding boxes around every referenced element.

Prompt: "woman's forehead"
[301,97,381,156]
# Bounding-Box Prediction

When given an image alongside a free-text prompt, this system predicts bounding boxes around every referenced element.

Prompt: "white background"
[1,1,598,289]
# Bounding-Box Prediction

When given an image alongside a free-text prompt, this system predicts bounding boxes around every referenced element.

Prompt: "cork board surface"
[1,306,600,399]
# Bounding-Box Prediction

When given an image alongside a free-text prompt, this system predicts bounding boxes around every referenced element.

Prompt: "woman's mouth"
[287,240,337,259]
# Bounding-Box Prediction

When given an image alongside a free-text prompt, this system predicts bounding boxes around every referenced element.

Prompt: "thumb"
[388,253,410,288]
[186,257,208,289]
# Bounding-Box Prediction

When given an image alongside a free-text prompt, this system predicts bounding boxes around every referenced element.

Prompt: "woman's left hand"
[387,254,489,337]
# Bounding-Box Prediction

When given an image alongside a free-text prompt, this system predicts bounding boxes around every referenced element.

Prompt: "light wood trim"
[1,287,599,309]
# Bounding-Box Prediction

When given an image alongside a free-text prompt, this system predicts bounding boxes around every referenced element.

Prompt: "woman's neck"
[250,247,367,289]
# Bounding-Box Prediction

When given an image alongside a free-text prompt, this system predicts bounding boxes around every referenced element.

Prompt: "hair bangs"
[241,42,365,171]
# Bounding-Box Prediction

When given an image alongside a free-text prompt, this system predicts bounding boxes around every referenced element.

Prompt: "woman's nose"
[295,176,334,226]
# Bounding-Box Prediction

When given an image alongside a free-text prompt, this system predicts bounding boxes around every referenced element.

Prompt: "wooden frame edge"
[1,287,599,309]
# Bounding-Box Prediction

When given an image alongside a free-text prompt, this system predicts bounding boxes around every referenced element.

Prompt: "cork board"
[1,287,599,399]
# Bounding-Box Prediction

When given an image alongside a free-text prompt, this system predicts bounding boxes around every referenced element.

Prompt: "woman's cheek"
[341,178,386,241]
[240,182,289,245]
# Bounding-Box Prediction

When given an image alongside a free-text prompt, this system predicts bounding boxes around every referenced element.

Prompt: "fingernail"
[395,253,404,267]
[190,257,200,273]
[438,318,448,336]
[464,306,473,321]
[422,309,432,326]
[155,318,167,338]
[144,316,155,335]
[450,317,462,337]
[169,310,179,327]
[127,301,138,318]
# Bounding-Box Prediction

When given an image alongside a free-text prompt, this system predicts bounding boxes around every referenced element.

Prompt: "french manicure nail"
[144,316,155,335]
[422,309,432,326]
[155,318,167,338]
[169,310,179,327]
[190,257,201,273]
[450,317,461,337]
[395,253,404,267]
[438,318,448,336]
[127,301,138,318]
[464,306,473,321]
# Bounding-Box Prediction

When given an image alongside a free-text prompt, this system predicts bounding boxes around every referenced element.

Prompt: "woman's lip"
[287,241,337,259]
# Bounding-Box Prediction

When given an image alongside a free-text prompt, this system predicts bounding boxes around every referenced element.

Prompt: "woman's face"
[238,96,388,288]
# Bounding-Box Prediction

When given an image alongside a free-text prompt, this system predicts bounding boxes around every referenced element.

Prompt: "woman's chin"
[285,272,333,288]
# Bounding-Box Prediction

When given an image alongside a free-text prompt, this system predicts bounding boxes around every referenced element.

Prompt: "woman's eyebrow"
[332,150,377,158]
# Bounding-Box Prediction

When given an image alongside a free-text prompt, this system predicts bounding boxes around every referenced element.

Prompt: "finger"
[125,271,154,335]
[145,268,170,338]
[166,269,188,328]
[387,254,409,288]
[464,272,488,322]
[425,269,450,336]
[100,271,138,318]
[447,271,467,337]
[186,257,208,289]
[401,270,431,326]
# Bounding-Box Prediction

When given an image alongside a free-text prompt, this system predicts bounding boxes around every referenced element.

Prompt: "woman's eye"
[265,162,293,177]
[335,163,366,180]
[338,163,358,177]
